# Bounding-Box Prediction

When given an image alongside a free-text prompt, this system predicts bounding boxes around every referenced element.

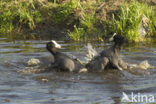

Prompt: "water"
[0,38,156,104]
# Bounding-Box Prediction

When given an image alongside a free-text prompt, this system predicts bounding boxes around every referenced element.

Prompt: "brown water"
[0,38,156,104]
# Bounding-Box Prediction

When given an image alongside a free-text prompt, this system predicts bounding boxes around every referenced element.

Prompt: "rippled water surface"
[0,38,156,104]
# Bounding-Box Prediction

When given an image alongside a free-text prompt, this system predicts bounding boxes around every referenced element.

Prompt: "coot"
[86,34,128,72]
[46,40,85,72]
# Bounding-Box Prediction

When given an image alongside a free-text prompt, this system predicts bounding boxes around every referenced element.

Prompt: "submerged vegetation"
[0,0,155,42]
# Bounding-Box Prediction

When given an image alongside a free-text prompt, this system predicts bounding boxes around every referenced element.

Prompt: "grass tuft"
[112,0,155,42]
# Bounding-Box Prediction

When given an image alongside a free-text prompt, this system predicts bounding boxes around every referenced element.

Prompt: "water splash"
[85,43,98,62]
[128,60,154,70]
[28,58,40,66]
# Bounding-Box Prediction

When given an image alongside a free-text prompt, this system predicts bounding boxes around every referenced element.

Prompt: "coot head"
[109,33,125,46]
[46,40,61,54]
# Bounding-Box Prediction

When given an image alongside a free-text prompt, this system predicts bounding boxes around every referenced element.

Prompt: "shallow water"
[0,38,156,104]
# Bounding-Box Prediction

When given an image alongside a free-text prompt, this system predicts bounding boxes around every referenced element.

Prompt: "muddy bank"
[1,0,156,41]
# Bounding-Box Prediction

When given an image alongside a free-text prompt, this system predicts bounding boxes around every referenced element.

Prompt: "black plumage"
[86,34,128,72]
[46,40,84,72]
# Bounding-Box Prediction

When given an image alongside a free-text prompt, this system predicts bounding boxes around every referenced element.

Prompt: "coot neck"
[113,43,122,52]
[49,48,57,56]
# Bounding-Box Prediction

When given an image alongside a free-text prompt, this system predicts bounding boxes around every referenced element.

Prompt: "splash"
[85,43,98,62]
[128,60,154,70]
[28,58,40,66]
[18,58,50,74]
[18,66,45,74]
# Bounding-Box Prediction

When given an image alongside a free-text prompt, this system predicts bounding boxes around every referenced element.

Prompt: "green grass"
[68,0,102,41]
[0,0,45,35]
[112,0,155,42]
[0,0,155,42]
[68,25,85,41]
[149,6,156,37]
[53,0,80,24]
[68,0,156,42]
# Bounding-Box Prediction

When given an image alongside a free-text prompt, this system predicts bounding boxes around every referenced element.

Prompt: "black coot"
[46,40,85,72]
[86,34,128,72]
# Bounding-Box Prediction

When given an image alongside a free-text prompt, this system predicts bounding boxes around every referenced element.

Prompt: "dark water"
[0,38,156,104]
